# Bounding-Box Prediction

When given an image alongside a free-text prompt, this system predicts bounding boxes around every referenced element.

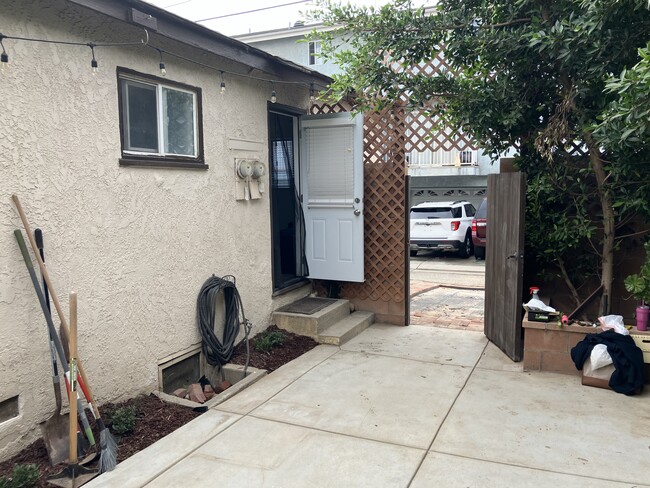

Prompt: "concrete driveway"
[86,325,650,487]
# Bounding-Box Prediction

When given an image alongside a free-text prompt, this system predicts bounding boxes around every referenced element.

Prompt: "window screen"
[123,80,158,152]
[306,126,354,207]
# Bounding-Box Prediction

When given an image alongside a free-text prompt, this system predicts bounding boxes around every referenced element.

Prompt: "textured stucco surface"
[0,0,311,461]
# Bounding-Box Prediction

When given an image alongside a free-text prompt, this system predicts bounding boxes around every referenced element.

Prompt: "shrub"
[253,330,285,354]
[0,463,40,488]
[110,404,137,435]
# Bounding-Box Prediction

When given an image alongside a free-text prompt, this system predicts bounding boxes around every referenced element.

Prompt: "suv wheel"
[458,232,472,259]
[475,246,485,260]
[410,249,418,257]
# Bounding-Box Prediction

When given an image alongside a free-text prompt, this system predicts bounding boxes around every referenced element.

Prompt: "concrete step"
[318,311,375,346]
[273,299,351,338]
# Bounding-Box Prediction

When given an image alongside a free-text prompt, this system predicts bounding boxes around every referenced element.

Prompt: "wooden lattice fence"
[310,102,409,324]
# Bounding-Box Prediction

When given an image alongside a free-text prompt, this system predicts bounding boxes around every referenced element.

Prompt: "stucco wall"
[0,0,311,461]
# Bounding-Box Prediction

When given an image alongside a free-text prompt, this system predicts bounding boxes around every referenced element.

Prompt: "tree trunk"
[584,133,614,315]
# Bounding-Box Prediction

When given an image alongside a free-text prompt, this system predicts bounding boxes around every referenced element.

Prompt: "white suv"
[409,200,476,258]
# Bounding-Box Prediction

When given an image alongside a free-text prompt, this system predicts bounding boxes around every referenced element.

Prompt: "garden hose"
[197,275,252,372]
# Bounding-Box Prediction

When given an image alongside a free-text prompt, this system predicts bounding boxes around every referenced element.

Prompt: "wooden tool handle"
[12,194,101,419]
[69,292,78,464]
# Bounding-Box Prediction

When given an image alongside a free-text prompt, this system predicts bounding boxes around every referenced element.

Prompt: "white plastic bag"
[523,297,557,313]
[590,344,613,369]
[598,315,629,335]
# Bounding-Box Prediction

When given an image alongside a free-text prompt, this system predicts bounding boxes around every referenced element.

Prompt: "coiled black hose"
[197,275,251,368]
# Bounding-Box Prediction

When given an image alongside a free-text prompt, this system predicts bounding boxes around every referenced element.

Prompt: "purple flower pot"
[636,305,649,331]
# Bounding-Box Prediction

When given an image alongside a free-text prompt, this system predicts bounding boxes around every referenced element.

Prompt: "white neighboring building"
[235,23,343,78]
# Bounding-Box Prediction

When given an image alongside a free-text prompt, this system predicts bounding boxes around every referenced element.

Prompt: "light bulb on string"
[220,71,226,95]
[270,82,277,103]
[310,83,315,103]
[158,49,166,76]
[0,36,8,70]
[88,43,98,75]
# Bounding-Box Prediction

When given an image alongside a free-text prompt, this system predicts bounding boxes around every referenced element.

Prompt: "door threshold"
[272,279,311,297]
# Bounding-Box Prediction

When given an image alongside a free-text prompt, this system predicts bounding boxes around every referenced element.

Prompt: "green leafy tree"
[312,0,650,310]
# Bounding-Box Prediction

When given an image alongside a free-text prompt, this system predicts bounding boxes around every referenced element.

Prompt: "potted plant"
[624,241,650,331]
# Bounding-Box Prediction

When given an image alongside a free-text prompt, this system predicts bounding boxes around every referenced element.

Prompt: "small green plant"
[110,404,137,435]
[624,241,650,305]
[0,463,40,488]
[253,330,286,354]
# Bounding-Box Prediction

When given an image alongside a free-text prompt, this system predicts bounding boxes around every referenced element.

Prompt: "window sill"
[119,158,209,170]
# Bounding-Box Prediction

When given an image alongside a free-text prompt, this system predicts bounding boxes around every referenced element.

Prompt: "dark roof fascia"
[67,0,332,88]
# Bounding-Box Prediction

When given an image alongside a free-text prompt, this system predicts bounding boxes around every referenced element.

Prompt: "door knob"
[354,209,361,216]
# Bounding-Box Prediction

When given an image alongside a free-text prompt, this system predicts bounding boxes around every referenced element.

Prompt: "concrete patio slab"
[83,325,649,488]
[410,452,635,487]
[214,344,338,415]
[476,341,524,372]
[342,323,487,367]
[146,416,424,488]
[85,409,240,488]
[433,368,650,485]
[251,349,471,449]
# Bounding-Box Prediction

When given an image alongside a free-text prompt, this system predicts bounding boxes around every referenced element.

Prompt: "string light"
[158,48,166,76]
[0,31,329,98]
[0,35,8,69]
[88,43,98,74]
[310,82,315,103]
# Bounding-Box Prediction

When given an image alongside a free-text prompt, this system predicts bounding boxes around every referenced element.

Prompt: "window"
[308,40,322,66]
[410,207,460,219]
[464,204,476,217]
[118,69,205,168]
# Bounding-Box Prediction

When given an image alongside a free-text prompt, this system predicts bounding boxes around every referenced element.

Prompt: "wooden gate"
[484,172,526,361]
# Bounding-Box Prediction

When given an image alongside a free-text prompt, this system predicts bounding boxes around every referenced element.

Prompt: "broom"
[12,194,117,472]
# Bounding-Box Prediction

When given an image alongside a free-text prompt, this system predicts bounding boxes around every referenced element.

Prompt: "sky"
[143,1,434,37]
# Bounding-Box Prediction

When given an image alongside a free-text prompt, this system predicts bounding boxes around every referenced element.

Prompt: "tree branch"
[557,257,583,311]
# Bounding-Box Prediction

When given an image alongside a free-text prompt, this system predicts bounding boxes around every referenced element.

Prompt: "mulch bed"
[0,326,318,487]
[229,325,319,373]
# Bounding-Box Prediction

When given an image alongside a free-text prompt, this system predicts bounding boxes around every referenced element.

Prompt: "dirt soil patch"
[0,326,318,487]
[230,325,319,373]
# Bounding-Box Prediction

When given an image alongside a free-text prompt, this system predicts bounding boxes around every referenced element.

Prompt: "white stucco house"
[0,0,357,460]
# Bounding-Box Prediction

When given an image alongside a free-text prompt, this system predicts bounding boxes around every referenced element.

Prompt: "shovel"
[36,229,88,465]
[48,292,98,488]
[39,325,69,466]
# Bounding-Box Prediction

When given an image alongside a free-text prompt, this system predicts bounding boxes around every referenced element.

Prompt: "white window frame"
[118,69,204,168]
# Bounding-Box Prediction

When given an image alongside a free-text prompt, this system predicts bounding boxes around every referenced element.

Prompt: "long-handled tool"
[48,292,98,488]
[12,195,117,473]
[14,230,96,453]
[35,229,89,464]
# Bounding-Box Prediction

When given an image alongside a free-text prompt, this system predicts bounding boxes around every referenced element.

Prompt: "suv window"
[464,204,476,217]
[410,206,462,219]
[476,198,487,218]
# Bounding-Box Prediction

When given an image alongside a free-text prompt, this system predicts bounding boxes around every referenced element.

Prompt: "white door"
[300,112,364,282]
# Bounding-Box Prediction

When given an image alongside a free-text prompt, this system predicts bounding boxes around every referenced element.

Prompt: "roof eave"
[67,0,332,87]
